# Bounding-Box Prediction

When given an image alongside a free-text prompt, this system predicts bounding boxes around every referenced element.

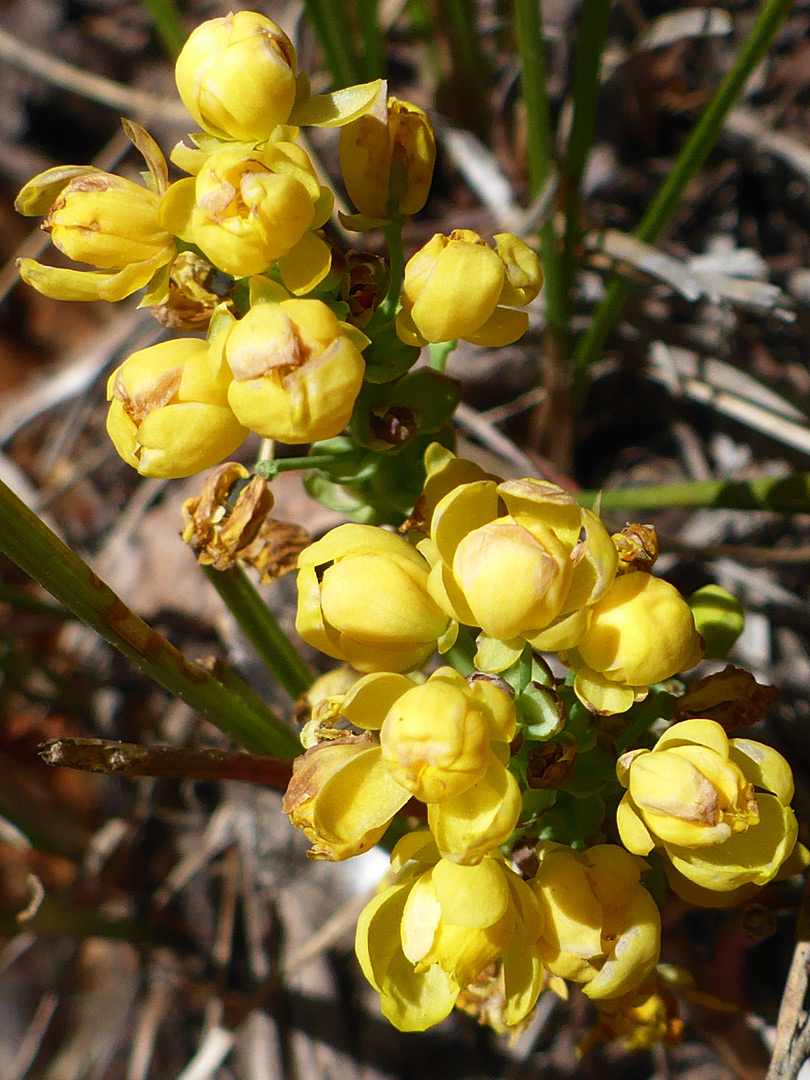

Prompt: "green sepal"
[362,320,421,383]
[518,682,566,741]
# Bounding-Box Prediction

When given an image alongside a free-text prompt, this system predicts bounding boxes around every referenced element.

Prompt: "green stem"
[429,340,457,373]
[255,450,363,478]
[303,0,361,86]
[0,479,301,760]
[576,473,810,514]
[140,0,186,58]
[514,0,565,341]
[559,0,612,307]
[379,221,405,320]
[570,0,795,409]
[202,565,313,702]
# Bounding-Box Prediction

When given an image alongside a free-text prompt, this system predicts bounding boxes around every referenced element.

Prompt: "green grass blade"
[514,0,565,340]
[0,478,301,759]
[303,0,362,87]
[140,0,186,59]
[570,0,795,409]
[559,0,612,308]
[576,473,810,514]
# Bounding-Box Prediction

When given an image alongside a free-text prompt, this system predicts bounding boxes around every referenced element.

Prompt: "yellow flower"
[355,833,545,1031]
[159,142,333,285]
[339,85,435,225]
[295,522,453,673]
[283,668,521,865]
[296,524,451,673]
[175,12,298,143]
[282,733,409,860]
[395,230,543,347]
[223,299,365,442]
[174,12,383,143]
[420,472,617,664]
[616,718,798,892]
[106,336,248,478]
[532,844,661,1000]
[563,572,705,714]
[15,123,174,302]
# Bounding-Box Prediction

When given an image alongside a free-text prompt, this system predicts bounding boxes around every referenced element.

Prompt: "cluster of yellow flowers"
[15,11,803,1044]
[15,10,541,486]
[285,442,802,1033]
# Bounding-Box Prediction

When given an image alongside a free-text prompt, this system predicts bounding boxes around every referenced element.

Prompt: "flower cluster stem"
[202,564,314,701]
[0,478,301,759]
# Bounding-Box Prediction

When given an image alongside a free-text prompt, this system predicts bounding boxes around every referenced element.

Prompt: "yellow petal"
[463,305,529,347]
[314,745,410,848]
[18,256,167,303]
[429,759,521,864]
[729,738,795,804]
[15,165,101,215]
[289,79,384,127]
[574,668,637,714]
[616,794,656,856]
[341,671,414,730]
[655,718,729,758]
[277,230,333,295]
[431,857,510,927]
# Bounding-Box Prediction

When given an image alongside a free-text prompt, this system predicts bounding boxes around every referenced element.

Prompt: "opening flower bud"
[106,338,248,478]
[174,12,297,142]
[225,299,366,444]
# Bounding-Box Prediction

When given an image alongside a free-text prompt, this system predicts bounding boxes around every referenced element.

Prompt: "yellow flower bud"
[532,844,661,999]
[15,158,175,302]
[688,584,745,660]
[423,473,617,654]
[355,835,545,1031]
[174,12,297,142]
[106,337,248,478]
[616,719,798,891]
[339,88,435,220]
[396,230,542,347]
[379,668,514,802]
[296,524,450,673]
[224,299,365,443]
[565,572,705,714]
[159,143,332,282]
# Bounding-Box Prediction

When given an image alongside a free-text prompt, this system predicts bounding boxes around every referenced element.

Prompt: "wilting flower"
[616,719,798,892]
[418,471,617,665]
[296,523,451,672]
[339,86,435,226]
[562,571,705,714]
[181,462,274,569]
[532,844,661,999]
[395,230,543,347]
[283,667,520,864]
[106,336,248,478]
[15,122,174,302]
[355,833,545,1031]
[159,141,333,286]
[223,299,366,443]
[174,12,298,143]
